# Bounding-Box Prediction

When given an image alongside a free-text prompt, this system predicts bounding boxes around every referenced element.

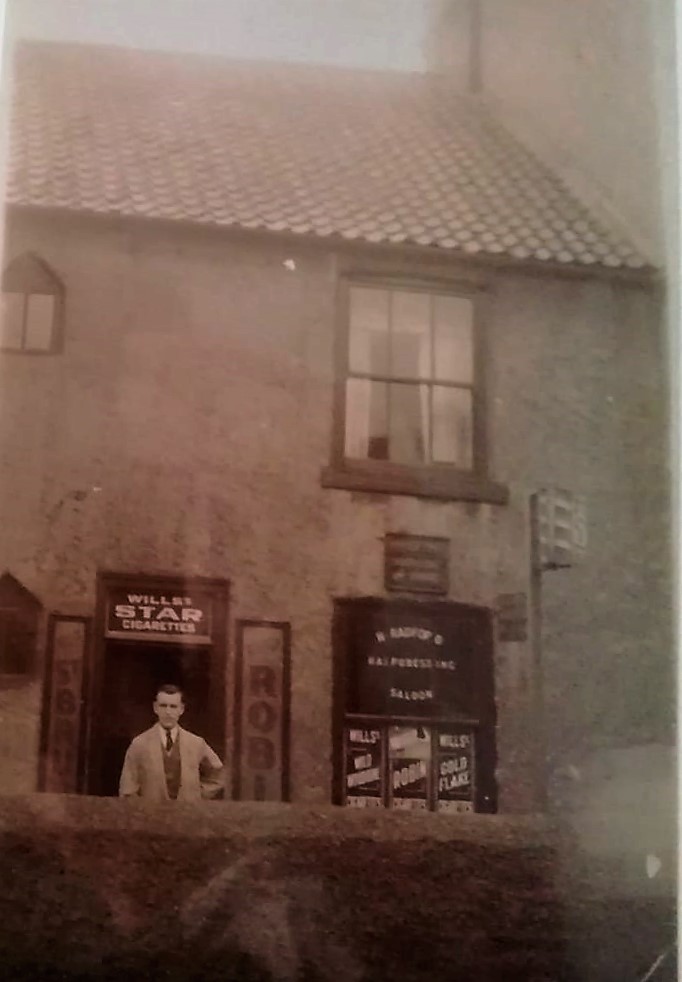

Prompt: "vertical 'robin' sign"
[234,621,291,802]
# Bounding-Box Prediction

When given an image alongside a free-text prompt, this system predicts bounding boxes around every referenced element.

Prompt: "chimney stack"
[425,0,482,93]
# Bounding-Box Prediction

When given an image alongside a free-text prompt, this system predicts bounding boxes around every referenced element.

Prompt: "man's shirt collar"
[157,723,179,745]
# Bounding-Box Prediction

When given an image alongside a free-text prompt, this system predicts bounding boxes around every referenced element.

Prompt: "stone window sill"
[321,462,509,504]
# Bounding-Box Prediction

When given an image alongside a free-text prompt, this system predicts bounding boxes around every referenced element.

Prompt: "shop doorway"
[86,573,228,796]
[91,640,216,796]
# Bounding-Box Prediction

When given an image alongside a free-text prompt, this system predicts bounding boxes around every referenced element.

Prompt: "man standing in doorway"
[119,684,224,801]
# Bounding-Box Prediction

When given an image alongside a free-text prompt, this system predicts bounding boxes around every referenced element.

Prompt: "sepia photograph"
[0,0,676,979]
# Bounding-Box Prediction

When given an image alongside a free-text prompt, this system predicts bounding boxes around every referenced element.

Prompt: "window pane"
[345,378,388,459]
[25,294,55,351]
[0,293,24,349]
[349,286,389,375]
[434,295,473,383]
[432,386,473,467]
[389,382,428,464]
[391,291,430,379]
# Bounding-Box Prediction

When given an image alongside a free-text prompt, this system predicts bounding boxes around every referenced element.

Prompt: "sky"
[4,0,431,71]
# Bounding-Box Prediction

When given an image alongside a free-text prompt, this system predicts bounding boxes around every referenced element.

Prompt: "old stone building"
[0,39,671,814]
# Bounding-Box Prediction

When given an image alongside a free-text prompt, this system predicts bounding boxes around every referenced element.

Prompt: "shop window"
[0,252,65,354]
[0,572,42,675]
[322,277,508,504]
[344,723,477,813]
[333,598,497,813]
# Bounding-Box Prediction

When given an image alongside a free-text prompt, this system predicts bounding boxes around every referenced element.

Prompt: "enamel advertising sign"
[388,726,431,811]
[436,729,475,813]
[234,621,291,802]
[105,588,213,644]
[344,726,384,809]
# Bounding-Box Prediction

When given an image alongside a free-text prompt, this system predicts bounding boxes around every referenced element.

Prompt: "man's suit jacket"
[119,725,224,801]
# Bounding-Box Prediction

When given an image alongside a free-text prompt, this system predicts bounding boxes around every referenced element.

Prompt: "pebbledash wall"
[0,208,671,811]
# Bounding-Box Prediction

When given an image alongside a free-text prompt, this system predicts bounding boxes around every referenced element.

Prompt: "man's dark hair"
[155,683,184,701]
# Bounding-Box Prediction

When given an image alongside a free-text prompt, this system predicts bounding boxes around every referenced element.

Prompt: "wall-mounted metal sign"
[530,489,587,571]
[436,729,475,813]
[495,593,528,643]
[105,588,213,644]
[389,725,431,811]
[384,535,449,595]
[234,621,291,802]
[344,726,384,809]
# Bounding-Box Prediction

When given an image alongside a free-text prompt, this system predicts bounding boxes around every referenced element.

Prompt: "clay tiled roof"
[5,41,649,272]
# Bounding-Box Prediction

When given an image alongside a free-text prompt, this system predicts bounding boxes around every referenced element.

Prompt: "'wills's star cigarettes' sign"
[105,590,213,644]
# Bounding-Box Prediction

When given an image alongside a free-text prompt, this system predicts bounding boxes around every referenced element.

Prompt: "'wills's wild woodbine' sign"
[105,589,213,644]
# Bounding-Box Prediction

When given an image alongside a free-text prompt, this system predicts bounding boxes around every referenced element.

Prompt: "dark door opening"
[85,572,229,797]
[90,640,219,797]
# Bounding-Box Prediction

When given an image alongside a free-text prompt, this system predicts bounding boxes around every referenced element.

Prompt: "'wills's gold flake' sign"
[105,590,213,644]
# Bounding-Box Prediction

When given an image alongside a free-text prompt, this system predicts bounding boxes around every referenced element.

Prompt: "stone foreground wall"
[0,795,674,982]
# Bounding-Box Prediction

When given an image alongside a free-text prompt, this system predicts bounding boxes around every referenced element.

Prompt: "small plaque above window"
[385,534,449,595]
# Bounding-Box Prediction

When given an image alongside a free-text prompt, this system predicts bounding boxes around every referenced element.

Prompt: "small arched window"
[0,252,65,354]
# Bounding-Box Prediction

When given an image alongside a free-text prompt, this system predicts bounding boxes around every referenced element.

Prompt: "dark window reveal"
[0,573,42,675]
[0,609,30,673]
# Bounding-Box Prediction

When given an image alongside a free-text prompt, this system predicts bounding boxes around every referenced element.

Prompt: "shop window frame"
[332,596,498,815]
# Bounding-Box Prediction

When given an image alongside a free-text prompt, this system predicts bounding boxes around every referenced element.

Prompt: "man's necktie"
[165,730,173,753]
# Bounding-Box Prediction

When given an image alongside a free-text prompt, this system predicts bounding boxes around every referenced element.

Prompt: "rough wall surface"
[0,211,671,812]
